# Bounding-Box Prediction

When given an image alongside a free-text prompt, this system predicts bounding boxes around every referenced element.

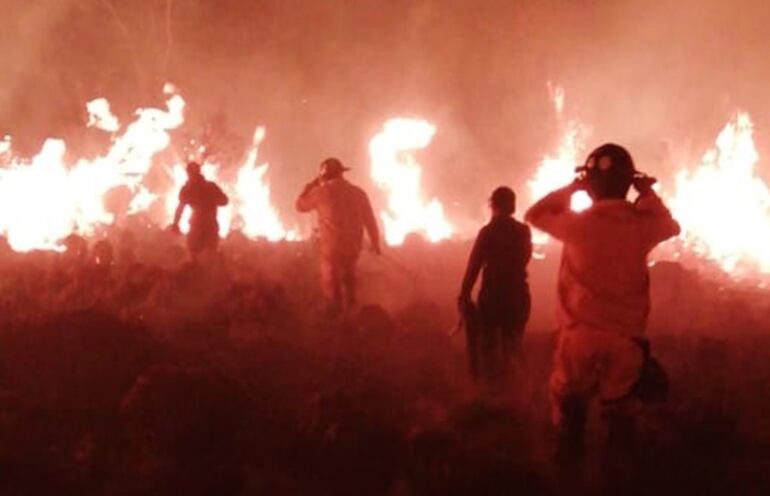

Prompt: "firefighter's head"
[579,143,636,200]
[490,186,516,216]
[186,161,203,182]
[319,157,349,181]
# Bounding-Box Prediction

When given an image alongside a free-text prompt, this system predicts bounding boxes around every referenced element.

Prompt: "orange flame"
[163,128,295,241]
[0,85,296,251]
[233,127,297,241]
[369,118,452,245]
[669,112,770,276]
[527,85,591,248]
[0,86,185,252]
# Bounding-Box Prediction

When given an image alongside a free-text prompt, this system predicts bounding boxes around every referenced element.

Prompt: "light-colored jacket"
[295,177,379,262]
[526,187,680,336]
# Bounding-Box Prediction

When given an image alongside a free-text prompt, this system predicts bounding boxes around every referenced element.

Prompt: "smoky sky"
[1,0,769,232]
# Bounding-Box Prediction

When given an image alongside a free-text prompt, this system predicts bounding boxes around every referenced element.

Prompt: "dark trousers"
[464,291,530,384]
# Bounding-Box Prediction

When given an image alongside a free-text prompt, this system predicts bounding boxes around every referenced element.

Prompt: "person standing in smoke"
[295,157,381,316]
[170,161,229,262]
[525,143,680,483]
[458,186,532,385]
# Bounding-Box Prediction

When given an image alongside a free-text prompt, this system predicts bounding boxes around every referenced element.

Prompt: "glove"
[633,174,657,195]
[308,177,322,189]
[570,174,589,192]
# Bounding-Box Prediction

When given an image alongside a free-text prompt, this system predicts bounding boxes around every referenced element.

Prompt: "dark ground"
[0,231,769,495]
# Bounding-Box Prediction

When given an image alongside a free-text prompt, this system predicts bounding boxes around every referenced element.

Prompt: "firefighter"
[295,157,381,315]
[525,143,680,474]
[458,186,532,384]
[170,162,229,262]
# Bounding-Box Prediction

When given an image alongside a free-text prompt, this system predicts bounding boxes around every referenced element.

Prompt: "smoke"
[1,0,769,235]
[0,0,76,134]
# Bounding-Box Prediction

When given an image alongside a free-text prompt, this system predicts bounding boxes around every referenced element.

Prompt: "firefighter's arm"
[458,229,486,306]
[361,192,381,254]
[635,188,681,244]
[524,183,579,241]
[295,179,321,213]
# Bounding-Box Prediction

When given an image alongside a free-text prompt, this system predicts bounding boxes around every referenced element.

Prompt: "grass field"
[0,235,768,495]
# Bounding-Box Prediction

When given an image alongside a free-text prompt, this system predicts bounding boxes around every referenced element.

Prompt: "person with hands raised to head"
[296,157,381,317]
[525,143,680,478]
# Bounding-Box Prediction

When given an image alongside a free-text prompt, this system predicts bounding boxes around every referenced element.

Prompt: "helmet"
[490,186,516,215]
[319,157,350,179]
[579,143,635,200]
[186,161,202,176]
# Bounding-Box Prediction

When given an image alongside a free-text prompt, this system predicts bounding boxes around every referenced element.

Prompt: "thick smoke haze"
[1,0,769,234]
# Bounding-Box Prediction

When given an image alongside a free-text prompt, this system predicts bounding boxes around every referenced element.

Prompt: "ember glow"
[369,118,452,245]
[669,112,770,276]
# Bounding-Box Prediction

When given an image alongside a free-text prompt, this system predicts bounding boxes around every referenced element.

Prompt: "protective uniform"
[460,213,532,382]
[525,144,680,455]
[178,179,228,255]
[172,162,229,260]
[296,160,379,313]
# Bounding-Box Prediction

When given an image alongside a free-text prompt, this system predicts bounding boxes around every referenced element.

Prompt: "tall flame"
[163,127,295,241]
[669,112,770,276]
[233,127,296,241]
[369,118,452,245]
[527,85,591,246]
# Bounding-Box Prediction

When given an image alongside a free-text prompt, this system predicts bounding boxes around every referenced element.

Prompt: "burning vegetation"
[1,83,769,285]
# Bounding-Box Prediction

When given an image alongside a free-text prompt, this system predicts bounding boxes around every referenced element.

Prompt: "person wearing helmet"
[458,186,532,385]
[525,143,680,473]
[296,157,381,315]
[170,162,229,262]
